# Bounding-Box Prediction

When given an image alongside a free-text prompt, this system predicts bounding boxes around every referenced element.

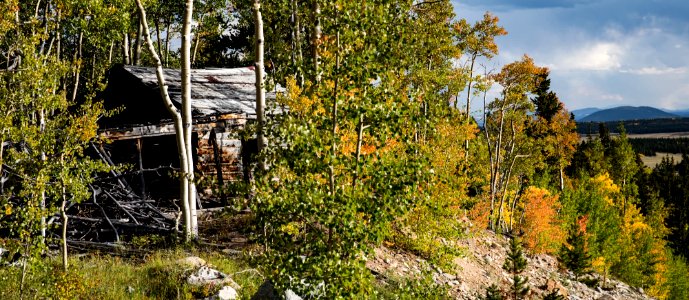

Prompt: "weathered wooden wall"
[101,113,251,200]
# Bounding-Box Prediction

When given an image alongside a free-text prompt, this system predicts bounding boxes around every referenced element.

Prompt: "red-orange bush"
[519,187,564,254]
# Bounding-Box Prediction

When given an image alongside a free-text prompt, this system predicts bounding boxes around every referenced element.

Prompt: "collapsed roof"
[101,65,280,128]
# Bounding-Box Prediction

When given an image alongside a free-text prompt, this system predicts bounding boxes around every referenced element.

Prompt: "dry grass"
[639,152,684,168]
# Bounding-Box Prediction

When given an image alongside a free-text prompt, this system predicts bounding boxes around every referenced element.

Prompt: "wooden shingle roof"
[123,65,275,118]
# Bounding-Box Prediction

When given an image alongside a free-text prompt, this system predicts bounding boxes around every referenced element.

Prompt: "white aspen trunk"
[560,166,565,192]
[56,10,61,60]
[292,0,303,86]
[164,21,171,67]
[483,88,496,230]
[329,24,340,195]
[39,109,46,241]
[312,0,321,83]
[108,41,114,64]
[254,0,266,168]
[70,30,82,102]
[134,0,192,241]
[181,0,198,238]
[60,163,68,271]
[191,14,205,66]
[464,55,476,162]
[155,19,162,58]
[122,31,130,65]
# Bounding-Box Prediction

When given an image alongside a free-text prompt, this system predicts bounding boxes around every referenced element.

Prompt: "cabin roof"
[123,65,274,118]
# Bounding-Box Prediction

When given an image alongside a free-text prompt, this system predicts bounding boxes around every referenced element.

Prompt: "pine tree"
[484,284,504,300]
[543,289,565,300]
[560,228,592,280]
[503,236,530,299]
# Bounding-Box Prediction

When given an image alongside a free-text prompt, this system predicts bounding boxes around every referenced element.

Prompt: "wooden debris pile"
[58,144,180,248]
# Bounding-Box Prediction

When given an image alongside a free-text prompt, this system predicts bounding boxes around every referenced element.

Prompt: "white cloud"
[554,42,623,71]
[620,67,687,75]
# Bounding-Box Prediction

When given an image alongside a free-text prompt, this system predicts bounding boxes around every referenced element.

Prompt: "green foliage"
[503,236,529,299]
[375,270,450,300]
[559,227,592,280]
[639,154,689,259]
[483,284,504,300]
[629,137,689,156]
[0,250,262,300]
[250,0,460,297]
[660,251,689,300]
[543,289,565,300]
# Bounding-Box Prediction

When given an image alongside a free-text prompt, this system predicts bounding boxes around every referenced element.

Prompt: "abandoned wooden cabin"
[99,64,274,202]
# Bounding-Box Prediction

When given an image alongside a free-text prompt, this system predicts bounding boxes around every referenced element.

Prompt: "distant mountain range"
[571,107,602,120]
[669,109,689,117]
[572,106,681,122]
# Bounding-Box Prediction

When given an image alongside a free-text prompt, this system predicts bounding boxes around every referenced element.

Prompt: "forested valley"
[0,0,688,299]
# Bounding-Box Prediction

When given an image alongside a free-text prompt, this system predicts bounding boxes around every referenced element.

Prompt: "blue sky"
[451,0,689,111]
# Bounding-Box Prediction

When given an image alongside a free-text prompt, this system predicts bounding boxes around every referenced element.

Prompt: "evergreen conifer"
[543,289,565,300]
[503,236,530,299]
[483,284,504,300]
[560,229,592,280]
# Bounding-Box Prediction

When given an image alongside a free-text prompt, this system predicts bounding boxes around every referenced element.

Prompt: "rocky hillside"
[368,230,651,299]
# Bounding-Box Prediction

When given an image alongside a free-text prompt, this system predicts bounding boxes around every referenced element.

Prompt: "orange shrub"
[519,186,564,254]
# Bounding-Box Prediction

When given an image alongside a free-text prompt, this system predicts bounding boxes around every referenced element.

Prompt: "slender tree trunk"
[464,55,476,162]
[191,14,205,66]
[122,31,130,65]
[155,18,162,58]
[108,41,114,64]
[60,180,68,271]
[560,166,565,192]
[329,20,339,195]
[353,113,368,188]
[483,88,496,230]
[164,21,171,67]
[71,30,82,102]
[254,0,266,170]
[56,10,61,60]
[134,0,192,241]
[292,0,303,86]
[133,17,143,65]
[39,109,46,240]
[312,0,321,83]
[0,134,5,193]
[181,0,198,238]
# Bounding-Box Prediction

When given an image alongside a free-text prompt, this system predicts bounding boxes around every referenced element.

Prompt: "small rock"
[442,273,456,280]
[284,289,303,300]
[177,256,206,268]
[231,237,248,243]
[222,249,242,256]
[597,295,616,300]
[187,266,240,290]
[544,279,568,298]
[384,258,391,264]
[218,286,238,300]
[637,287,644,294]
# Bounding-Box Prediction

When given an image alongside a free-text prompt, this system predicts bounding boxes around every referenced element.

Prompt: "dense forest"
[577,118,689,135]
[629,137,689,156]
[0,0,688,299]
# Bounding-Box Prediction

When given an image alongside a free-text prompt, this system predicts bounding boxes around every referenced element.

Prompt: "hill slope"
[368,230,651,299]
[571,107,601,120]
[580,106,678,122]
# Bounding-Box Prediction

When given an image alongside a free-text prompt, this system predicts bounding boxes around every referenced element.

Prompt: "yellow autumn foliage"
[591,173,621,206]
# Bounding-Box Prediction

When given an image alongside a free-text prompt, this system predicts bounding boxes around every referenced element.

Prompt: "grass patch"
[0,249,263,299]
